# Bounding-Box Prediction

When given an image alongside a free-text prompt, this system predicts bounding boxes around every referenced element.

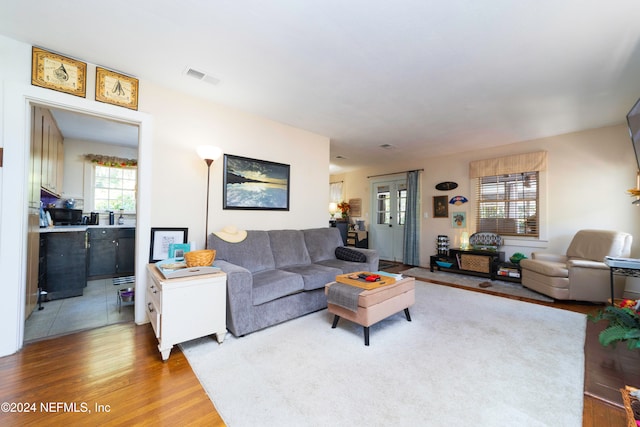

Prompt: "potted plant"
[590,299,640,349]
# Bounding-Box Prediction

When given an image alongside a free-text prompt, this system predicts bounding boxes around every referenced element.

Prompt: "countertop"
[39,225,135,233]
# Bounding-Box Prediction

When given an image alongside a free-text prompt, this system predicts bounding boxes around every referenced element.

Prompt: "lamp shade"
[196,145,222,161]
[329,202,338,214]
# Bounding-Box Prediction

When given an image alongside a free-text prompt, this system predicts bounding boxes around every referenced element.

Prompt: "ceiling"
[2,1,640,173]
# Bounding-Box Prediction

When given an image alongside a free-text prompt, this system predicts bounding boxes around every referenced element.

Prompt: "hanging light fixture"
[196,145,222,248]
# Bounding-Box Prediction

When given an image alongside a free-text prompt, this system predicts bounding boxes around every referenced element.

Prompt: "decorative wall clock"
[31,47,87,97]
[435,181,458,191]
[95,67,139,110]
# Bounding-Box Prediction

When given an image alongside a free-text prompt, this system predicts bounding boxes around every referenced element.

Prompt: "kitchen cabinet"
[33,106,64,196]
[87,227,135,278]
[44,231,87,300]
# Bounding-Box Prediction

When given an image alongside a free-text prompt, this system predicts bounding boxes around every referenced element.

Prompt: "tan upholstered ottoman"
[324,276,415,346]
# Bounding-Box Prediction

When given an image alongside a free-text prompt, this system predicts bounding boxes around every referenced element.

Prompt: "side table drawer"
[146,291,161,338]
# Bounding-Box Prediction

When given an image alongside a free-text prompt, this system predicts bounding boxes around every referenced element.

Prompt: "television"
[627,97,640,172]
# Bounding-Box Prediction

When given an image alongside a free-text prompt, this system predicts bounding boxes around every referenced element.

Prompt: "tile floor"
[24,278,135,341]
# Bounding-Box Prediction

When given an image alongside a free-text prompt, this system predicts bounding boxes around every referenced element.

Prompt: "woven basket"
[184,249,216,267]
[460,254,491,273]
[621,386,639,427]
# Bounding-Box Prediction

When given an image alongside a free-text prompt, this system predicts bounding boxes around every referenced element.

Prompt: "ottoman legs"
[331,308,412,346]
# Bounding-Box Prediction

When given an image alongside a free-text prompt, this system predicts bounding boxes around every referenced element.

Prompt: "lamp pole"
[204,158,213,249]
[197,146,222,250]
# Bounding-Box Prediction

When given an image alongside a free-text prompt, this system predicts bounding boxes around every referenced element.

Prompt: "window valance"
[85,154,137,168]
[469,151,547,178]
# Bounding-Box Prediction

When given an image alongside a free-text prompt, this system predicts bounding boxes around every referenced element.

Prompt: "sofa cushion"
[335,246,367,263]
[566,229,632,261]
[315,259,369,274]
[519,259,568,278]
[269,230,311,268]
[252,269,304,305]
[281,264,343,291]
[303,228,344,262]
[209,230,275,273]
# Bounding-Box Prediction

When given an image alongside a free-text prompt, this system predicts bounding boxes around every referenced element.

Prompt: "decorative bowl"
[436,261,453,268]
[184,249,216,267]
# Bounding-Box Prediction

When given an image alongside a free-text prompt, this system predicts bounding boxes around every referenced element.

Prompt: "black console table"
[430,248,507,281]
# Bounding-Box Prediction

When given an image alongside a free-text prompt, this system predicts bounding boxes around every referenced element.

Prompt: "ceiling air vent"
[184,67,220,86]
[379,144,394,149]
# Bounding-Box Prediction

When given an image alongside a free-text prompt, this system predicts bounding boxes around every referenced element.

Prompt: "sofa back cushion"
[303,228,343,262]
[566,229,633,261]
[208,230,275,273]
[269,230,311,268]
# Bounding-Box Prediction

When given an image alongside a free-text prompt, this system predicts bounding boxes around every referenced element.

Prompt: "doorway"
[24,105,140,341]
[370,177,407,262]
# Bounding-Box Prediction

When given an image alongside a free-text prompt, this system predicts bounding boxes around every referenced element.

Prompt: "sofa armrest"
[531,252,568,263]
[567,258,609,270]
[214,260,254,336]
[349,247,379,271]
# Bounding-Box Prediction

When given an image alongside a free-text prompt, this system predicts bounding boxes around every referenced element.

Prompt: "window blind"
[475,171,539,237]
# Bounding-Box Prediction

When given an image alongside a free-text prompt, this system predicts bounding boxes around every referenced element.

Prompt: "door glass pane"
[397,185,407,226]
[377,185,391,225]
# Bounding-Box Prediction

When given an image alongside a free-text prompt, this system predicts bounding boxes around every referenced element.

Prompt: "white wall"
[0,34,330,357]
[333,124,640,265]
[140,82,330,242]
[62,138,138,209]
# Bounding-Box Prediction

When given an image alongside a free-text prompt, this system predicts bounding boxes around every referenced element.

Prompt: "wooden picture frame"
[348,198,362,217]
[31,47,87,97]
[433,195,448,218]
[149,227,188,263]
[95,67,139,110]
[223,154,290,210]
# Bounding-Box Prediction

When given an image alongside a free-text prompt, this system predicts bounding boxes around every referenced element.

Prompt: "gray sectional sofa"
[208,227,379,337]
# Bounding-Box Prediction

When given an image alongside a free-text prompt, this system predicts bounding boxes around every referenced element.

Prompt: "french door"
[370,178,407,262]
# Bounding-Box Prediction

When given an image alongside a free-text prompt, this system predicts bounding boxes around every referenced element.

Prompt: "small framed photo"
[433,195,448,218]
[452,212,466,228]
[149,228,188,263]
[168,243,191,260]
[31,47,87,97]
[95,67,139,110]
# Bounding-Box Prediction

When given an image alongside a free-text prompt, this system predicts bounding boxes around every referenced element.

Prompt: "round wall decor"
[435,181,458,191]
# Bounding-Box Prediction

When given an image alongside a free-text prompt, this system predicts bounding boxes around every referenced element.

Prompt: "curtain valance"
[469,151,547,178]
[85,154,137,168]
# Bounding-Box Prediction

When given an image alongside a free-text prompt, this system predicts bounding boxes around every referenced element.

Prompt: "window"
[397,184,407,226]
[94,165,137,212]
[376,183,407,226]
[476,171,538,237]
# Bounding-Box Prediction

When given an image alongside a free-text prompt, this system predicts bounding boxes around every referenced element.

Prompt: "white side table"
[146,264,227,361]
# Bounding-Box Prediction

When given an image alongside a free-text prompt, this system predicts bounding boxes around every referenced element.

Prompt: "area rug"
[181,282,586,427]
[401,267,554,303]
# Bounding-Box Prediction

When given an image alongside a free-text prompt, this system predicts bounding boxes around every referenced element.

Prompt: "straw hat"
[213,225,247,243]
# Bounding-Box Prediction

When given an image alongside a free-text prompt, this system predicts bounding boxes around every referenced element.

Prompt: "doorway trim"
[0,82,153,357]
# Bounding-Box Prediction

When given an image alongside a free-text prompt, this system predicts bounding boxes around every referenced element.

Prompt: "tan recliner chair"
[520,229,633,302]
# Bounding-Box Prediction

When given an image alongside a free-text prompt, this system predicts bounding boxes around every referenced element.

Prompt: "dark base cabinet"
[45,231,87,300]
[430,248,507,281]
[88,228,135,279]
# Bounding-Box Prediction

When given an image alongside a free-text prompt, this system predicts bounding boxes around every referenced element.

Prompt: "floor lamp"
[196,145,222,249]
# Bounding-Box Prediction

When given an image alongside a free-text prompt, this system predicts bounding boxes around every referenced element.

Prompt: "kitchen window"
[94,165,137,212]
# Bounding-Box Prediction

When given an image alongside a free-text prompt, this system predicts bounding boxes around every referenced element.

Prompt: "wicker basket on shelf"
[184,249,216,267]
[622,386,640,427]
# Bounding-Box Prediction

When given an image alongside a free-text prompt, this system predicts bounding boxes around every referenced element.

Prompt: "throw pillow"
[335,246,367,263]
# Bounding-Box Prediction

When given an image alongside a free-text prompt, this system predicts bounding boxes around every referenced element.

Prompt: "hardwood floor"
[0,323,225,426]
[0,263,633,426]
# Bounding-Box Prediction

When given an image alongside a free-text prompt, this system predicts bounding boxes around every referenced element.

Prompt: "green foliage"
[590,305,640,349]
